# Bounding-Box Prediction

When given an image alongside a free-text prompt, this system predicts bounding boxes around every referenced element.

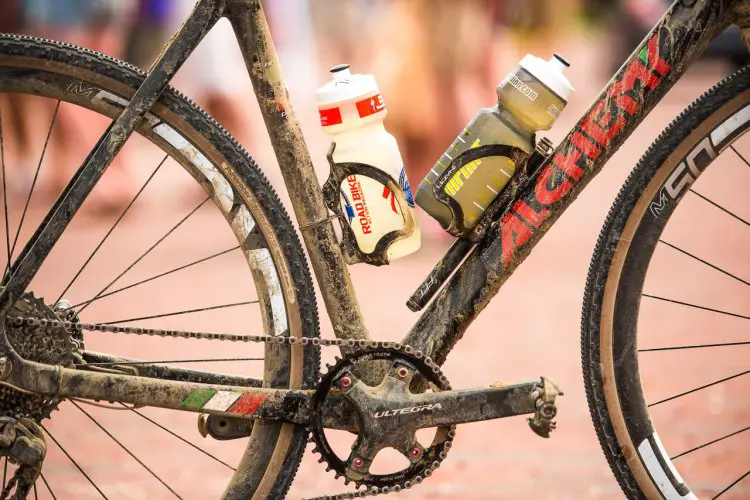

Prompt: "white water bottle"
[317,64,420,262]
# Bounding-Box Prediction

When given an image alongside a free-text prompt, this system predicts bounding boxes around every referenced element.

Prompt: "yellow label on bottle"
[444,138,482,198]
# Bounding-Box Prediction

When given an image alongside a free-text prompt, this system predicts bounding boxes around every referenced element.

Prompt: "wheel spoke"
[71,400,182,498]
[672,425,750,460]
[2,458,6,490]
[41,425,108,499]
[732,144,750,169]
[56,154,167,304]
[640,341,750,352]
[1,106,10,278]
[712,467,750,499]
[33,480,37,500]
[648,369,750,407]
[77,196,210,313]
[80,357,263,367]
[121,404,235,470]
[100,300,257,325]
[69,245,239,308]
[689,188,750,229]
[659,240,750,287]
[39,473,56,500]
[9,101,60,272]
[642,294,750,321]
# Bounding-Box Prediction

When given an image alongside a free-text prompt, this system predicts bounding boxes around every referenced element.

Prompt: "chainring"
[309,347,454,493]
[0,293,76,420]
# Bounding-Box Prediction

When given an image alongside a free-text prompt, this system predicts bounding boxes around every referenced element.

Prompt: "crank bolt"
[396,367,409,378]
[540,403,557,419]
[339,375,352,389]
[409,447,422,459]
[352,457,364,469]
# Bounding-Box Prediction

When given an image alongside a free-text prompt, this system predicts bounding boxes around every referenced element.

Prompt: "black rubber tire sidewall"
[582,66,750,499]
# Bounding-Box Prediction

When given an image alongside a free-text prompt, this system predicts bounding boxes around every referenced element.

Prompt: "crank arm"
[197,378,562,442]
[321,378,560,431]
[378,380,537,428]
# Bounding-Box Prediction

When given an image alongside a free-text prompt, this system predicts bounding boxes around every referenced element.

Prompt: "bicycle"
[0,0,747,498]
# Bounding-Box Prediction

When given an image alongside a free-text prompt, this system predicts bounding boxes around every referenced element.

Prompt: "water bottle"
[317,65,420,264]
[415,54,574,236]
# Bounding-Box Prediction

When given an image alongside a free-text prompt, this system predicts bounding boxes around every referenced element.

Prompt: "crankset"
[309,348,454,492]
[305,346,563,498]
[193,341,563,497]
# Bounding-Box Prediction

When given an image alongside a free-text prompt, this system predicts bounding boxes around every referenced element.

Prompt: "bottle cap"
[518,54,574,100]
[316,64,380,106]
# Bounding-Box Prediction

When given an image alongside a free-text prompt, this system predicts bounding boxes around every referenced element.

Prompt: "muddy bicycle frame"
[0,0,748,422]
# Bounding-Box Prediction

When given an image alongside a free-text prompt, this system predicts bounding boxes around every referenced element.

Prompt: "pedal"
[527,377,563,438]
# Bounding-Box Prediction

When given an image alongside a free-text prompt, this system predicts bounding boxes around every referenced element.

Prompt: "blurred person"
[583,0,748,74]
[0,0,34,196]
[265,0,319,110]
[21,0,133,56]
[10,0,138,210]
[124,0,175,70]
[309,0,382,79]
[370,0,498,184]
[0,1,22,36]
[170,2,251,146]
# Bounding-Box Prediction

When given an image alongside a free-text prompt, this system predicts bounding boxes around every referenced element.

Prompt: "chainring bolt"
[339,375,352,388]
[352,457,364,468]
[409,447,422,459]
[396,367,409,378]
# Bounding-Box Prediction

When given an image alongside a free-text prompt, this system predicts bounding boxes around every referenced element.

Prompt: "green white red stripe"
[181,389,268,415]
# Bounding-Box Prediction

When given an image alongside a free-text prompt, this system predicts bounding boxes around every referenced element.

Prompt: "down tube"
[404,0,736,362]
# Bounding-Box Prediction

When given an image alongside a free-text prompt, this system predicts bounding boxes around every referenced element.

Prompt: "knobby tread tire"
[582,65,750,499]
[0,33,321,499]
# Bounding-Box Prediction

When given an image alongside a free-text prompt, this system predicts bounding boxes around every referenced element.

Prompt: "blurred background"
[0,0,749,498]
[2,0,747,195]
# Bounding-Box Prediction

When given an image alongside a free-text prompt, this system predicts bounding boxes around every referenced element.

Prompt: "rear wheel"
[0,34,319,499]
[583,66,750,499]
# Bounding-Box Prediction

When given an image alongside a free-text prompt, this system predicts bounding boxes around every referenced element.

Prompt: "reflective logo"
[374,403,442,419]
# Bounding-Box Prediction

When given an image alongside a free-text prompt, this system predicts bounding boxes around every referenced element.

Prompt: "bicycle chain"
[7,316,452,499]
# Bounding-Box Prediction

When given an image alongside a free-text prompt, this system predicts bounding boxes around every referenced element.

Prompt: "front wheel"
[583,66,750,499]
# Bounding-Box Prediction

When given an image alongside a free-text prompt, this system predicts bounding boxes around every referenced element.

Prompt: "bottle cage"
[322,144,416,266]
[432,144,529,237]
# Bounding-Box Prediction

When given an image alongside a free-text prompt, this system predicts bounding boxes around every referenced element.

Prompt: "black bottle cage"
[432,144,528,237]
[322,144,416,266]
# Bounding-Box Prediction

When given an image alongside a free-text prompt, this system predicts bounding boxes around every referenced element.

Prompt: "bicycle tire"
[582,65,750,499]
[0,33,320,499]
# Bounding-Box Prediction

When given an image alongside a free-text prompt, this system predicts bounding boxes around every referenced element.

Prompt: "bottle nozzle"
[330,64,352,82]
[551,54,570,69]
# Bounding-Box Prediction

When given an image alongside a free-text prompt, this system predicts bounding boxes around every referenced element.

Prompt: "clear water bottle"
[415,54,574,236]
[317,65,420,264]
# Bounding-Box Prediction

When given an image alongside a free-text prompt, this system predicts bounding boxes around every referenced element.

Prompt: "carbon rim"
[598,83,750,498]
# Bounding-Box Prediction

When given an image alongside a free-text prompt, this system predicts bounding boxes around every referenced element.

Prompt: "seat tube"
[225,1,370,351]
